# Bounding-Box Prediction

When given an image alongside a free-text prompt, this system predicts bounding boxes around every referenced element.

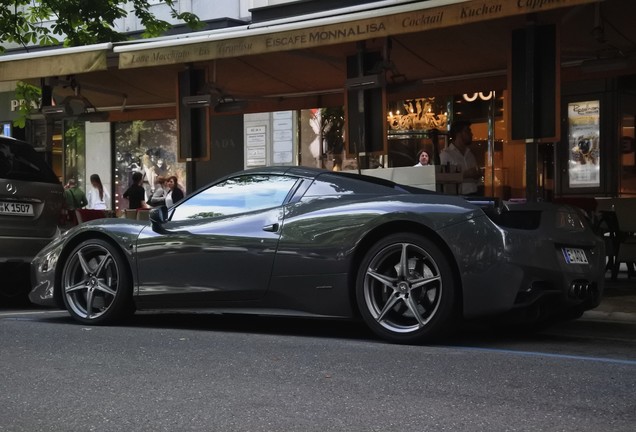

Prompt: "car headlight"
[38,249,60,273]
[555,208,586,232]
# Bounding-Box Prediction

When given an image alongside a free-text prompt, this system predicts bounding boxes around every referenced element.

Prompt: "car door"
[134,173,300,307]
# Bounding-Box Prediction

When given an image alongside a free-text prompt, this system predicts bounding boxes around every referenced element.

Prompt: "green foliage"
[0,0,202,52]
[64,119,85,142]
[13,81,41,128]
[1,1,201,127]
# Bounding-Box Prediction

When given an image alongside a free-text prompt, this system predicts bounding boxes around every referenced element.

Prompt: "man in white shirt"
[440,120,480,195]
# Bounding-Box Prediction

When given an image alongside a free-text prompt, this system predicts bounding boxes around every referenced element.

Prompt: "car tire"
[61,238,133,325]
[356,233,457,344]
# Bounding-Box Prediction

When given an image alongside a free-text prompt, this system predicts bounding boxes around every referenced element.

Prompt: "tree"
[1,1,200,127]
[0,0,200,53]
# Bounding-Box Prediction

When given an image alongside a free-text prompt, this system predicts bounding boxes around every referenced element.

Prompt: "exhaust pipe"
[569,281,596,300]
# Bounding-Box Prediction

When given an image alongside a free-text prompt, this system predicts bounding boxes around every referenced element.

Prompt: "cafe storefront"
[1,0,635,202]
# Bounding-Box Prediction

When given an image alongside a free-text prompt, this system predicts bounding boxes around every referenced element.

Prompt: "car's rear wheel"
[356,233,457,344]
[61,238,132,325]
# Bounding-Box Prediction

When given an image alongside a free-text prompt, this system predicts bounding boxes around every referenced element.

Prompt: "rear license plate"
[0,201,34,216]
[562,247,588,264]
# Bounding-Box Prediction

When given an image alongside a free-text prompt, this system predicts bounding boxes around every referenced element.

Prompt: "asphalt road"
[1,307,635,432]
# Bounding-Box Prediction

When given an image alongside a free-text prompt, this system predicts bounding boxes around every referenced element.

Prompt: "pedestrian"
[148,175,166,207]
[165,175,184,207]
[413,150,431,166]
[440,120,480,195]
[123,171,148,209]
[63,178,87,210]
[86,174,110,210]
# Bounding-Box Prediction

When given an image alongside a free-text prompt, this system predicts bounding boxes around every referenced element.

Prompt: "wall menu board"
[272,111,294,165]
[568,100,600,188]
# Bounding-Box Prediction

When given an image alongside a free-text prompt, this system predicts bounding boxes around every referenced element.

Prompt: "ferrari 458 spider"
[30,167,605,343]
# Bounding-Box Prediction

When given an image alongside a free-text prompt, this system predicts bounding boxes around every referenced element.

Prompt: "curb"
[582,310,636,324]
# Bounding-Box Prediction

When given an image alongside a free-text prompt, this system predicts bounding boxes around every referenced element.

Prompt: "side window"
[171,174,298,221]
[304,177,355,196]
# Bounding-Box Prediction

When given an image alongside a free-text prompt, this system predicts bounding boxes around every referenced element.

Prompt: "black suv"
[0,136,64,304]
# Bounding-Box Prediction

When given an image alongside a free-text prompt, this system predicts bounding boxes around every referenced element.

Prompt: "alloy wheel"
[362,241,443,335]
[62,241,122,321]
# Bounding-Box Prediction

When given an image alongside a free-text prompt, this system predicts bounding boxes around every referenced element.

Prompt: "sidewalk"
[583,275,636,323]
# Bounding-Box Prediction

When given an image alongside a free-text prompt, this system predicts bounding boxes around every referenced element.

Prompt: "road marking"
[461,346,636,366]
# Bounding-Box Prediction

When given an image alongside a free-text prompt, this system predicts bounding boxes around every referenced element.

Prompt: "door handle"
[262,223,279,232]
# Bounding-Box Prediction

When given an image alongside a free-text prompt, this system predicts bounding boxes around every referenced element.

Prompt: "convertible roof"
[230,165,438,194]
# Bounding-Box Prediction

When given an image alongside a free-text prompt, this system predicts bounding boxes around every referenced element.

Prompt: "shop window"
[299,107,348,171]
[113,119,186,214]
[387,97,449,167]
[385,92,510,199]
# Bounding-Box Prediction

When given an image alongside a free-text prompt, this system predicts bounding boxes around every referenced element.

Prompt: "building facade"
[1,0,635,213]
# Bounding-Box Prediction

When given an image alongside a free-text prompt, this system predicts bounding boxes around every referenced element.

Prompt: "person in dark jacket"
[123,171,147,209]
[165,175,184,207]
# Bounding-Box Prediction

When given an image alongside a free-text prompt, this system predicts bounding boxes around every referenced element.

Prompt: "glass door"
[63,119,86,190]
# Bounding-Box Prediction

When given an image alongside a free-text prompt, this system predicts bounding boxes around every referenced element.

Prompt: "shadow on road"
[26,307,634,354]
[37,311,379,342]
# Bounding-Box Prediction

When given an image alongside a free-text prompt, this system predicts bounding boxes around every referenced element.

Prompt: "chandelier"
[387,98,448,131]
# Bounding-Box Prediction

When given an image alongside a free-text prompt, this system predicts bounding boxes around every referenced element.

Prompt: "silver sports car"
[30,166,605,343]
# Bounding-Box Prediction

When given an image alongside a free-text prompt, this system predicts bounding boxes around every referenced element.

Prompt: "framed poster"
[567,100,600,188]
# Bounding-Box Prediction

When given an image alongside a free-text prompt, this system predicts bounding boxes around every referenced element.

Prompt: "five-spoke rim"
[363,242,442,334]
[63,243,120,320]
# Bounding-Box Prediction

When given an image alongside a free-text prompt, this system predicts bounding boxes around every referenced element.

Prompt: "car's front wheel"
[356,233,457,344]
[61,238,133,325]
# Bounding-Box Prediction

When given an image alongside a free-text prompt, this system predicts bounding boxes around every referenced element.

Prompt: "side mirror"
[149,206,169,233]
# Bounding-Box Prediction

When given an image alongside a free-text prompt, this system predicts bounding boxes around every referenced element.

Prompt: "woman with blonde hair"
[148,175,167,207]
